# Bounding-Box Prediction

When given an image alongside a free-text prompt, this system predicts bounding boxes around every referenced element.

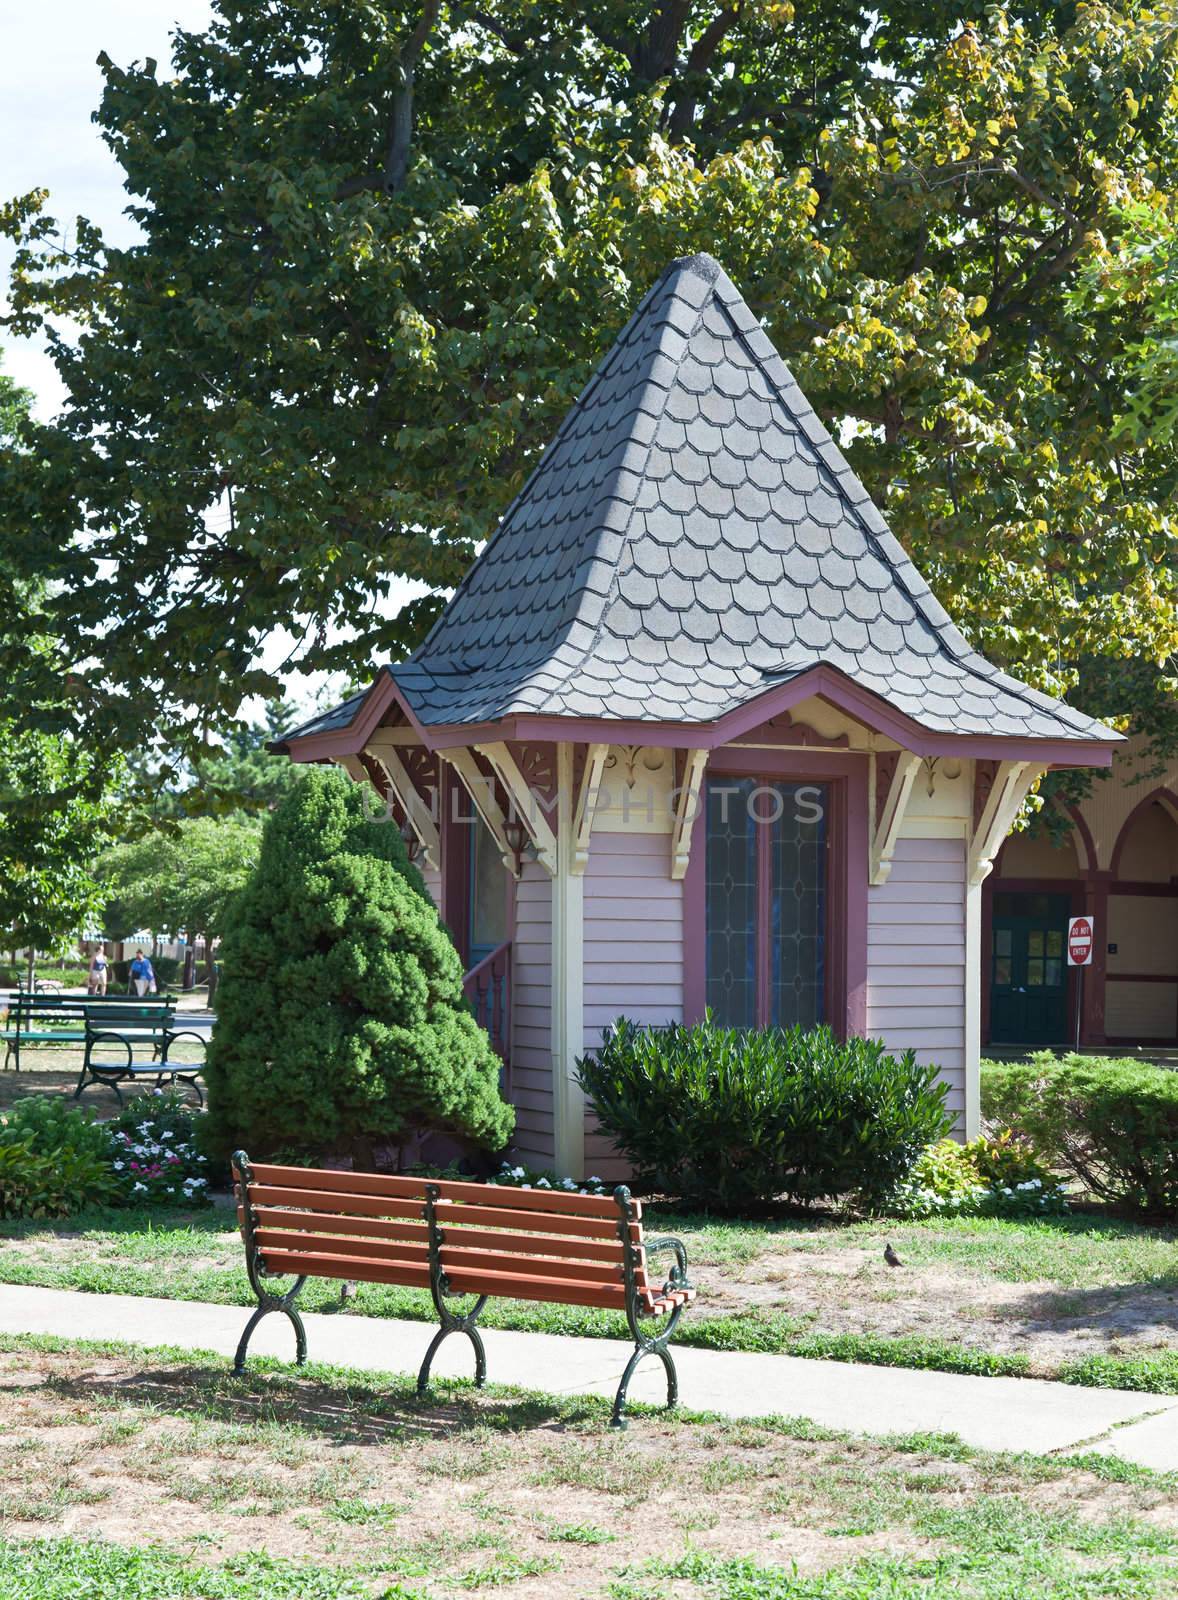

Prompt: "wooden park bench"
[230,1155,696,1428]
[74,1003,206,1105]
[1,991,174,1072]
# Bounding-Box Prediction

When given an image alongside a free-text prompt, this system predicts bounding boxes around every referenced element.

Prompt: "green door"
[990,893,1070,1047]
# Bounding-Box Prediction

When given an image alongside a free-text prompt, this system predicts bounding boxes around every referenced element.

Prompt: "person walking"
[129,949,156,997]
[87,945,109,996]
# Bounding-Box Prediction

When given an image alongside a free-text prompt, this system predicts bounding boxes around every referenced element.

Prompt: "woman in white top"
[87,946,108,996]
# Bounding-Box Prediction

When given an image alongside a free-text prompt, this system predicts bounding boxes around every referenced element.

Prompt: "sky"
[0,1,427,719]
[0,2,213,417]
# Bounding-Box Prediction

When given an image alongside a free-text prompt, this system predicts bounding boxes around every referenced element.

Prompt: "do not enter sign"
[1067,916,1094,967]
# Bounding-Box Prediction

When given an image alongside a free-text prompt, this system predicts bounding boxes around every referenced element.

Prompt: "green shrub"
[0,1099,118,1217]
[203,767,513,1164]
[576,1017,952,1213]
[982,1052,1178,1218]
[884,1131,1068,1219]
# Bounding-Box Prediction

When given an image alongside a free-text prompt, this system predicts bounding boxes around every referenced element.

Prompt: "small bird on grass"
[884,1243,903,1268]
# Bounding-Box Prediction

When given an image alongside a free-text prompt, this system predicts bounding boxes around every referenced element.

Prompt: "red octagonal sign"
[1067,915,1094,967]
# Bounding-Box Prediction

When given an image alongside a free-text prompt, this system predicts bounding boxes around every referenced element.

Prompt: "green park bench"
[1,992,174,1072]
[74,1002,206,1105]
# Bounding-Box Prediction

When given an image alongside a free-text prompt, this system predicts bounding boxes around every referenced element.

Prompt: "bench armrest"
[644,1234,691,1295]
[85,1031,133,1071]
[163,1029,207,1067]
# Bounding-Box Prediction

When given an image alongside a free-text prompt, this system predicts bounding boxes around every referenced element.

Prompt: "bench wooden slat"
[261,1248,432,1289]
[260,1247,628,1308]
[246,1206,629,1266]
[436,1264,627,1308]
[246,1183,636,1242]
[247,1161,630,1220]
[255,1228,629,1285]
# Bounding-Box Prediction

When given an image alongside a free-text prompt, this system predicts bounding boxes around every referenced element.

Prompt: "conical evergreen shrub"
[203,767,514,1162]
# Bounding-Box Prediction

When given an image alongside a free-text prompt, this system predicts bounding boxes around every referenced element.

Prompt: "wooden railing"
[463,941,511,1087]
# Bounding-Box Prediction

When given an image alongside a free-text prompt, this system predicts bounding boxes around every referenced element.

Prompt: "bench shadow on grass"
[36,1359,587,1445]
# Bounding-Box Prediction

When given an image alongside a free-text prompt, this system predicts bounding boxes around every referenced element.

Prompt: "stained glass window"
[705,778,828,1028]
[705,779,758,1027]
[771,787,826,1028]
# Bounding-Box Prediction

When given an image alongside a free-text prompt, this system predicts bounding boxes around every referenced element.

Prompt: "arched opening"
[1106,792,1178,1044]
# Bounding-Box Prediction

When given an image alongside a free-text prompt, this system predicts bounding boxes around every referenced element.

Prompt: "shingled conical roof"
[290,254,1116,747]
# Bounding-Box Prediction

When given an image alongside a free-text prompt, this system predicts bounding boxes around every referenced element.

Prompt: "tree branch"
[383,0,443,196]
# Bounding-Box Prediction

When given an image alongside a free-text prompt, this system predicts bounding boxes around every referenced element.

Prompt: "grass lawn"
[2,1192,1177,1394]
[2,1334,1178,1599]
[3,1057,1177,1394]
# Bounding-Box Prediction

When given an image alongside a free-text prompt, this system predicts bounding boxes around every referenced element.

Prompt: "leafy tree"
[0,726,118,987]
[2,2,1177,756]
[97,816,261,991]
[128,700,309,821]
[202,766,513,1164]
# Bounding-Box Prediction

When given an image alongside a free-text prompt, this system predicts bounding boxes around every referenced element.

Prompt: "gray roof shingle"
[288,254,1117,749]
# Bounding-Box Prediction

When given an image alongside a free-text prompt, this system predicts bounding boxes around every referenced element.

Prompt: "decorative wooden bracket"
[363,740,441,872]
[870,751,920,886]
[571,744,610,876]
[475,741,559,875]
[439,747,519,877]
[333,754,367,784]
[968,760,1035,886]
[670,749,708,881]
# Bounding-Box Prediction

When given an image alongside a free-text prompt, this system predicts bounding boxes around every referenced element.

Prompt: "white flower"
[588,1176,602,1185]
[511,1166,526,1179]
[161,1132,174,1141]
[561,1178,576,1190]
[536,1177,550,1188]
[132,1182,147,1193]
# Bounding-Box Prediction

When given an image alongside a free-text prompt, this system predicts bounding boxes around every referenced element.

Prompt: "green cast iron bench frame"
[2,992,174,1072]
[231,1153,695,1428]
[75,1004,205,1105]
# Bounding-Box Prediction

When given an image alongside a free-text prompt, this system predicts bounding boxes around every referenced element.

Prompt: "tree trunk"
[24,948,35,990]
[204,935,219,1007]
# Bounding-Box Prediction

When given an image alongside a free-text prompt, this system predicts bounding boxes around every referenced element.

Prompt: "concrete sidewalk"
[2,1282,1176,1469]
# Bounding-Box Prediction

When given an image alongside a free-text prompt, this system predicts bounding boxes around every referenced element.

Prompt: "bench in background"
[231,1155,695,1428]
[75,1004,205,1105]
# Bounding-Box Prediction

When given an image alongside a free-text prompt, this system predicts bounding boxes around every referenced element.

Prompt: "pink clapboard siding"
[582,829,684,1182]
[866,835,966,1120]
[510,857,555,1164]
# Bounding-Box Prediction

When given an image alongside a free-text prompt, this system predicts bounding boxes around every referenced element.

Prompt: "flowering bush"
[108,1090,209,1205]
[885,1133,1069,1219]
[487,1161,609,1198]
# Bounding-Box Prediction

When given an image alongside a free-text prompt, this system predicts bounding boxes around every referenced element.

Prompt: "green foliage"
[885,1132,1068,1220]
[576,1017,951,1213]
[982,1053,1178,1219]
[2,5,1177,758]
[203,767,513,1162]
[0,725,119,979]
[98,816,260,946]
[108,1089,210,1204]
[0,1098,117,1217]
[129,699,309,821]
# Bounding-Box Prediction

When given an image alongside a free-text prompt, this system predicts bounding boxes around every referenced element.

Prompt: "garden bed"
[2,1335,1178,1599]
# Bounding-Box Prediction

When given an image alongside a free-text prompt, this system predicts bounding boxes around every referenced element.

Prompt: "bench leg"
[416,1302,488,1396]
[610,1340,679,1431]
[417,1183,488,1398]
[233,1277,308,1375]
